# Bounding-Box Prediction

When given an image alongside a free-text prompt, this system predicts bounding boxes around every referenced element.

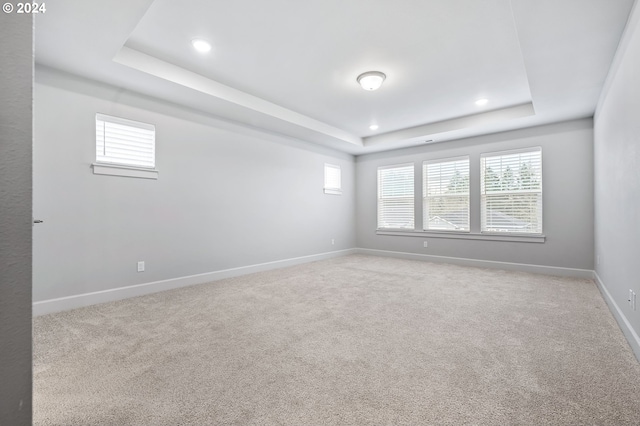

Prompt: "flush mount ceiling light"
[475,98,489,106]
[357,71,386,91]
[191,38,212,53]
[369,124,379,131]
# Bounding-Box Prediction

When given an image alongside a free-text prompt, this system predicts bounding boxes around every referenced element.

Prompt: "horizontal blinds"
[324,164,342,194]
[481,148,542,233]
[378,164,414,229]
[96,114,155,168]
[423,158,469,231]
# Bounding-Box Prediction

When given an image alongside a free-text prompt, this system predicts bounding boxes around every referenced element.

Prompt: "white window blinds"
[377,164,414,229]
[324,163,342,194]
[481,148,542,234]
[96,114,155,168]
[423,157,469,231]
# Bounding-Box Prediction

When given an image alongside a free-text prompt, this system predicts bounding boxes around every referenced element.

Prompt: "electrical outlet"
[629,290,634,307]
[137,261,145,272]
[633,291,637,311]
[423,241,428,248]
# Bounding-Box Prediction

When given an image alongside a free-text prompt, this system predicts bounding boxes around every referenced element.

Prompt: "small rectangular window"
[481,147,542,234]
[324,163,342,194]
[423,157,470,231]
[377,164,414,230]
[96,114,155,169]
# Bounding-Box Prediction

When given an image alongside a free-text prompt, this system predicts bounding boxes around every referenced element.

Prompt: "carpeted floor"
[33,255,640,425]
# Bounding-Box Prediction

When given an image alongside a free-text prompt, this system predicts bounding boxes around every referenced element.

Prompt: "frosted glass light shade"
[357,71,386,91]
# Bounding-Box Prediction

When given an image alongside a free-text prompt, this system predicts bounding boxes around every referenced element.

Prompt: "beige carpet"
[33,255,640,425]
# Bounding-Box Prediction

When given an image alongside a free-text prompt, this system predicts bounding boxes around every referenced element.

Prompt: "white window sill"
[324,188,342,195]
[376,229,545,243]
[92,163,158,180]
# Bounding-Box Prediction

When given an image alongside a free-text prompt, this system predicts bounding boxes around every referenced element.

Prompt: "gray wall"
[594,1,640,352]
[0,13,33,426]
[356,119,594,270]
[33,68,355,302]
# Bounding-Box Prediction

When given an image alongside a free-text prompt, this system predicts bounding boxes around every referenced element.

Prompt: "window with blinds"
[377,164,414,229]
[423,157,469,231]
[96,114,155,168]
[481,148,542,234]
[324,163,342,194]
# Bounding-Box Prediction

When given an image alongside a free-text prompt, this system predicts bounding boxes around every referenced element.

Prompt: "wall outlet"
[629,290,634,307]
[331,239,335,245]
[633,291,637,311]
[423,241,428,248]
[137,261,145,272]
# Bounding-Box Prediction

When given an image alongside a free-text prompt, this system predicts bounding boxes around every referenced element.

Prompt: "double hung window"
[423,157,470,232]
[480,148,542,234]
[377,164,414,230]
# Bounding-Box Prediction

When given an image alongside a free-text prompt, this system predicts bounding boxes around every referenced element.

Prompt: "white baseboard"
[355,248,639,362]
[34,247,639,363]
[355,248,594,278]
[593,272,640,362]
[33,249,356,317]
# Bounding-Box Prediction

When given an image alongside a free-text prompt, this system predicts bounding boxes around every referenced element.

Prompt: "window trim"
[323,163,342,195]
[422,155,470,233]
[94,113,158,179]
[375,229,545,243]
[91,162,159,180]
[377,162,415,230]
[480,146,543,235]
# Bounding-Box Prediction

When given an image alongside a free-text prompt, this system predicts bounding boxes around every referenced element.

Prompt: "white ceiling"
[34,0,635,154]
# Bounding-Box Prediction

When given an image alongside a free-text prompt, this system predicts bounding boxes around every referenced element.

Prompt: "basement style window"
[324,163,342,194]
[480,147,542,234]
[377,163,414,230]
[92,113,158,179]
[423,157,470,232]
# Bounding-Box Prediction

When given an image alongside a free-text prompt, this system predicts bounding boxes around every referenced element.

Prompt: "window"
[96,114,155,168]
[481,148,542,234]
[324,163,342,194]
[423,157,469,231]
[377,164,414,229]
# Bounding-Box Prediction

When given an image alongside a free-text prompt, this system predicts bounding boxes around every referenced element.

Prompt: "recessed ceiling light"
[191,38,212,53]
[369,124,379,131]
[357,71,386,91]
[475,98,489,106]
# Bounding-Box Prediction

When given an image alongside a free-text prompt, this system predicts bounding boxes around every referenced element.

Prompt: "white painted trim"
[593,272,640,362]
[356,253,639,361]
[33,249,356,317]
[34,247,639,364]
[323,189,342,195]
[376,230,545,243]
[92,163,158,180]
[364,102,535,147]
[113,46,362,147]
[355,248,593,278]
